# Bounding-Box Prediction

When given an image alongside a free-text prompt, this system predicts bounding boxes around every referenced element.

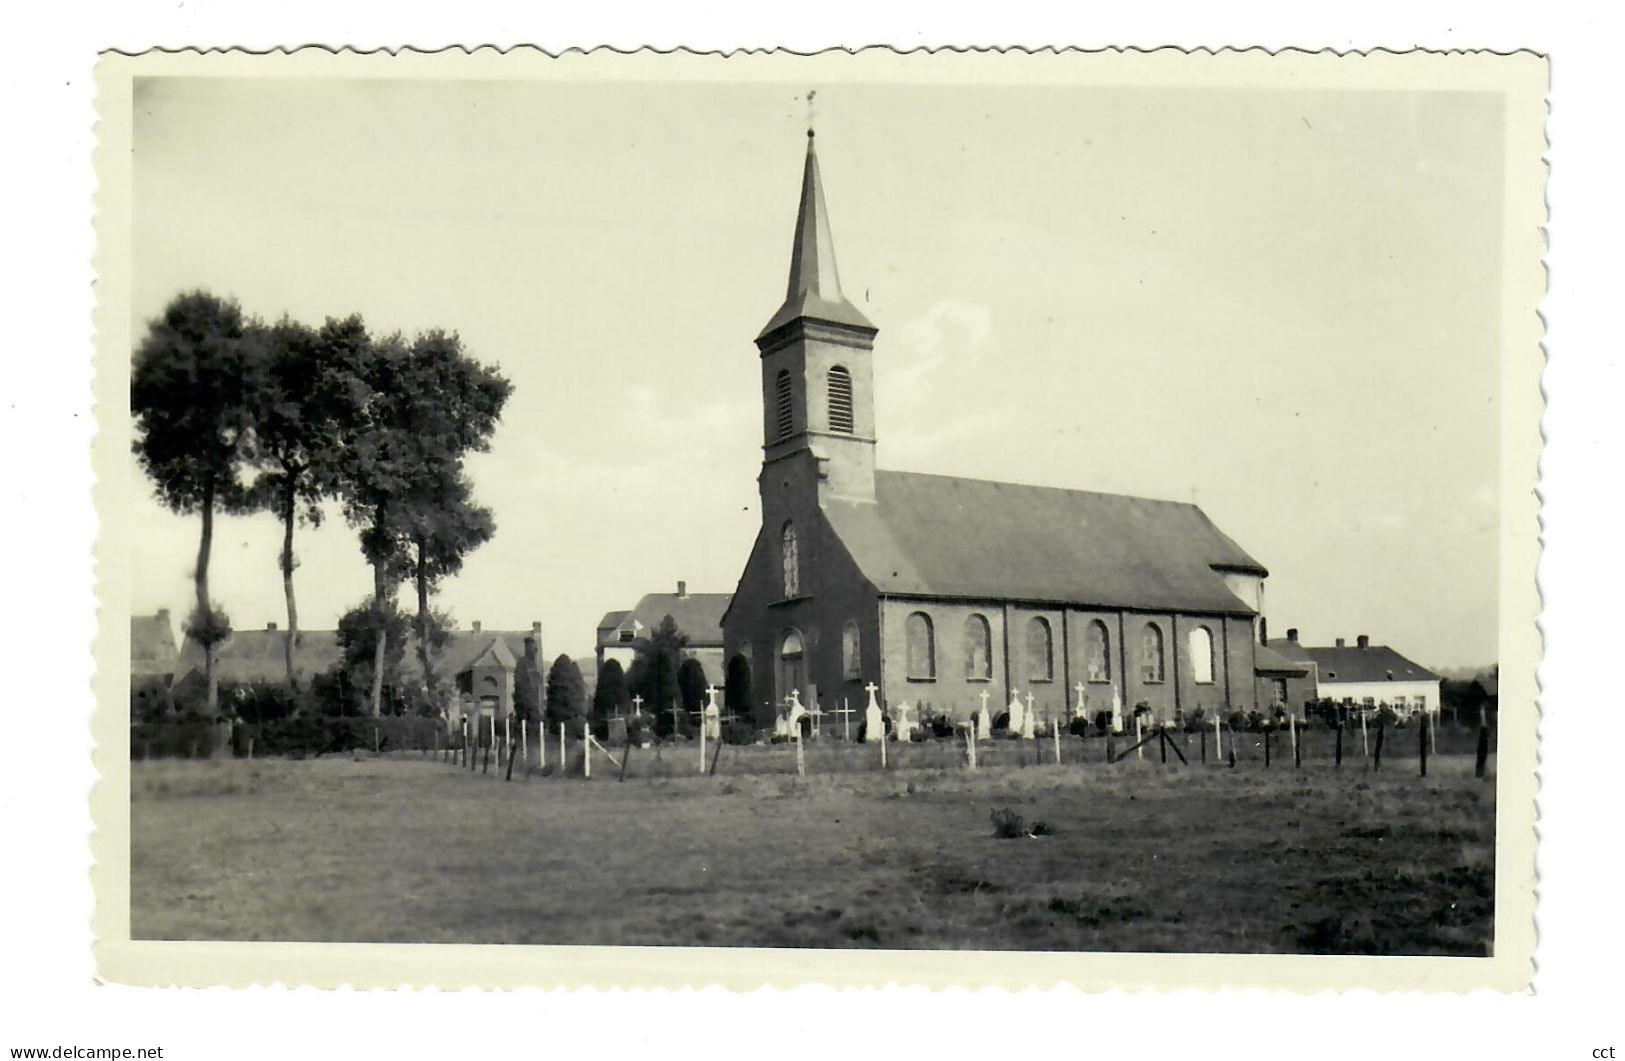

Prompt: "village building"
[594,581,731,684]
[721,132,1284,728]
[169,618,542,723]
[130,608,180,714]
[1266,629,1441,718]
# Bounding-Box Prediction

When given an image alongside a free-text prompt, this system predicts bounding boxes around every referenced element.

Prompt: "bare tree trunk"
[414,538,435,696]
[280,475,300,692]
[197,479,218,716]
[370,558,388,717]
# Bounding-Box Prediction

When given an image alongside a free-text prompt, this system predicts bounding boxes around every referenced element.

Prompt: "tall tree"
[677,657,709,718]
[131,291,262,716]
[628,615,688,736]
[592,658,630,724]
[244,315,368,691]
[545,654,588,726]
[514,637,545,725]
[725,654,757,730]
[336,328,511,715]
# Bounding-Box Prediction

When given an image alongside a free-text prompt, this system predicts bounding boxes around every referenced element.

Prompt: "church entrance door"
[777,629,806,707]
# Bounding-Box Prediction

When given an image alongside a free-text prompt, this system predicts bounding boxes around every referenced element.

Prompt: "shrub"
[990,807,1026,839]
[1068,717,1092,737]
[721,720,757,746]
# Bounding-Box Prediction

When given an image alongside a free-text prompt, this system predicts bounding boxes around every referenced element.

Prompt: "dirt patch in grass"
[130,754,1495,953]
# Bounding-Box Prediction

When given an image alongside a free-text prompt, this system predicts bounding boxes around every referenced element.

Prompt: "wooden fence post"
[584,730,591,779]
[967,728,977,771]
[1106,733,1115,765]
[1053,721,1062,765]
[1334,718,1343,768]
[558,723,565,772]
[1418,712,1429,778]
[1475,719,1490,778]
[1263,728,1271,768]
[1373,719,1386,772]
[1291,712,1300,769]
[795,730,806,779]
[1200,724,1207,764]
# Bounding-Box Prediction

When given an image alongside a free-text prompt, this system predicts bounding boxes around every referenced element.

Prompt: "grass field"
[130,746,1495,954]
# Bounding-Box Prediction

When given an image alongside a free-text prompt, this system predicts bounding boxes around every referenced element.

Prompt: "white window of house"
[964,614,992,681]
[1086,620,1111,682]
[780,521,800,598]
[1141,623,1165,684]
[1394,696,1408,712]
[842,621,861,680]
[1190,626,1215,685]
[906,612,936,680]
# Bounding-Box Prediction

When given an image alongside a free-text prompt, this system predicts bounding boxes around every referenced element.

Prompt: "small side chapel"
[721,131,1276,729]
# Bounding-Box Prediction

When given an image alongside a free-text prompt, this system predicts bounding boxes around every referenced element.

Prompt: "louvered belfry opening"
[775,369,794,439]
[828,365,854,433]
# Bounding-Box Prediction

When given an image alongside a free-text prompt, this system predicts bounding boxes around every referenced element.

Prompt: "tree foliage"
[333,600,412,716]
[725,653,755,726]
[677,657,709,715]
[334,326,512,714]
[513,638,545,725]
[592,658,630,723]
[131,291,264,715]
[243,315,370,690]
[628,615,687,734]
[545,654,588,725]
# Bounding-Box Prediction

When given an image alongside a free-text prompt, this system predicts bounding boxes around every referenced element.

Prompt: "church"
[721,131,1279,729]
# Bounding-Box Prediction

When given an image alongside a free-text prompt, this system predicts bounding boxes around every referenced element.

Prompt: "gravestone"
[862,683,884,743]
[1007,690,1026,736]
[894,701,914,743]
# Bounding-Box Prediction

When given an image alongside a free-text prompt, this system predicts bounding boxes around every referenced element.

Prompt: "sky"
[127,76,1506,668]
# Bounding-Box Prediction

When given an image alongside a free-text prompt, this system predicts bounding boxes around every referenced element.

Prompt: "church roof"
[821,470,1266,615]
[1254,642,1311,677]
[758,131,876,340]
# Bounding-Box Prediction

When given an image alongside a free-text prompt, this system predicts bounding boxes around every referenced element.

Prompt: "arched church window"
[1140,623,1165,684]
[1190,626,1215,685]
[906,612,935,680]
[775,369,794,440]
[780,629,804,658]
[1027,617,1053,682]
[964,614,992,681]
[842,621,862,680]
[1086,620,1112,682]
[780,521,800,598]
[828,366,854,434]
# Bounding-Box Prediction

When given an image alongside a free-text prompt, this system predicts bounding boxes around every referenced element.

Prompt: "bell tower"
[755,130,878,505]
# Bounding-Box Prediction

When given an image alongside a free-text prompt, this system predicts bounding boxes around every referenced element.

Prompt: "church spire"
[758,130,876,340]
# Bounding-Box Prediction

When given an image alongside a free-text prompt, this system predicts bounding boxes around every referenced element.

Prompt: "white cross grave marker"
[863,682,884,744]
[1007,689,1025,737]
[1023,692,1037,740]
[977,689,992,741]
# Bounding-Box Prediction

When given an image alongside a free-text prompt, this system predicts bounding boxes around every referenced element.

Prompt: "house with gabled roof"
[594,581,730,684]
[1266,629,1441,718]
[722,132,1284,726]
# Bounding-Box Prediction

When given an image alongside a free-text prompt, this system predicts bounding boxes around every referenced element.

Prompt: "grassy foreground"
[130,751,1495,954]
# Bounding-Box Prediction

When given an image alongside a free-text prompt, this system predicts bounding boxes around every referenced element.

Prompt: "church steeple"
[758,131,875,340]
[754,129,879,505]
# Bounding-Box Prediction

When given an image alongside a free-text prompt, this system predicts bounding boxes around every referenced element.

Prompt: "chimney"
[1286,628,1299,643]
[472,620,482,634]
[677,580,688,598]
[532,621,542,638]
[1335,637,1345,648]
[157,607,170,622]
[1357,634,1370,650]
[266,621,278,632]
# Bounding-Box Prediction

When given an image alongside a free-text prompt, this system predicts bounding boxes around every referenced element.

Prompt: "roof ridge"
[876,467,1202,510]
